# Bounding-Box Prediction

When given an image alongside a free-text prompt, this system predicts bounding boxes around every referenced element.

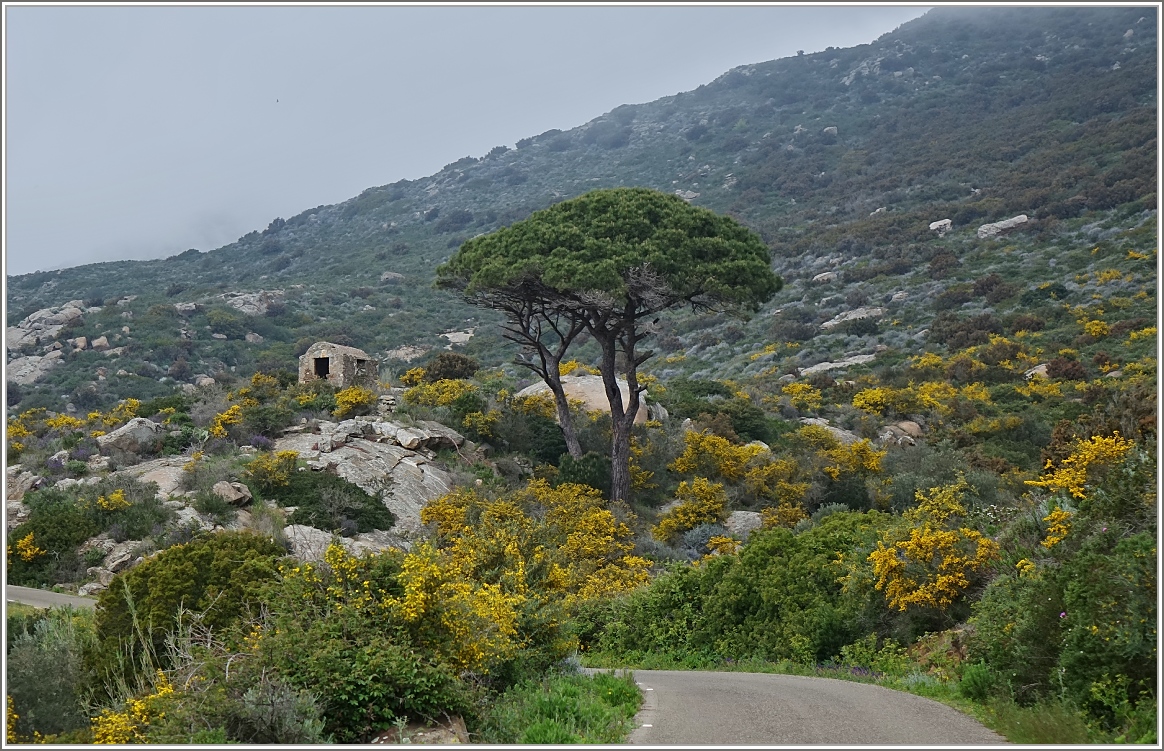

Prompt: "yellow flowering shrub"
[1014,376,1063,400]
[44,414,85,432]
[399,367,427,386]
[910,352,944,370]
[703,535,741,561]
[90,670,175,744]
[15,532,45,562]
[511,392,558,419]
[208,404,243,439]
[245,450,299,492]
[761,502,809,529]
[422,480,648,610]
[333,385,377,418]
[1041,507,1072,549]
[462,409,501,438]
[1128,326,1156,342]
[6,696,17,744]
[559,360,598,376]
[181,450,204,473]
[851,387,899,415]
[96,489,130,512]
[822,439,886,481]
[403,379,478,407]
[868,477,999,612]
[1083,319,1110,338]
[1025,432,1134,499]
[653,478,728,544]
[780,382,822,411]
[670,430,765,482]
[744,458,808,504]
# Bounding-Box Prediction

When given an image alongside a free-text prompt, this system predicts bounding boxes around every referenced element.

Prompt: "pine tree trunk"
[548,378,584,460]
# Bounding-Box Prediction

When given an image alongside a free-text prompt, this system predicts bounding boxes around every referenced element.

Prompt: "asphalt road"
[6,585,97,609]
[625,669,1008,746]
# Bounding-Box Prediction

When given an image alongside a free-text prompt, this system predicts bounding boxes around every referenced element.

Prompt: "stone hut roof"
[304,342,373,359]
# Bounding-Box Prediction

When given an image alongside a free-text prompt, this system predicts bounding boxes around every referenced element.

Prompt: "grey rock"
[7,351,65,385]
[212,481,253,506]
[800,354,878,376]
[245,332,265,344]
[7,500,30,528]
[515,374,647,425]
[91,335,110,350]
[78,582,108,597]
[113,456,187,498]
[276,431,455,536]
[821,307,885,330]
[7,465,45,501]
[977,214,1028,239]
[725,511,763,541]
[1024,363,1049,380]
[219,290,284,316]
[86,567,116,586]
[97,417,164,455]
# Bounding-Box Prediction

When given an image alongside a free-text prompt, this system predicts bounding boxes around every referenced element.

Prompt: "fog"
[4,5,928,276]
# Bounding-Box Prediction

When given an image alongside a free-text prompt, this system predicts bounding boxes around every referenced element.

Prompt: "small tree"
[439,187,781,501]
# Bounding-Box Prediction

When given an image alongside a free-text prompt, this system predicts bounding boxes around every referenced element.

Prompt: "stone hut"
[298,342,379,389]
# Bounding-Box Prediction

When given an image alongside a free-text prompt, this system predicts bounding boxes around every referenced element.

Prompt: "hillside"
[4,7,1158,745]
[6,6,1156,414]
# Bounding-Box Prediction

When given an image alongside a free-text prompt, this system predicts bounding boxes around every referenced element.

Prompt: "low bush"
[478,670,641,744]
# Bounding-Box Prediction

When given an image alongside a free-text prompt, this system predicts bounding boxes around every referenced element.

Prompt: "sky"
[4,4,930,277]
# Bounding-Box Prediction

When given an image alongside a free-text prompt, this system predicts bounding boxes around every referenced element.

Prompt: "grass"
[477,669,642,744]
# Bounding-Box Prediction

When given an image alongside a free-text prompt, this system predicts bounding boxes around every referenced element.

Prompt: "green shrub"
[959,661,997,702]
[7,606,97,739]
[253,469,394,534]
[479,671,641,744]
[423,352,480,382]
[555,452,612,498]
[87,532,285,699]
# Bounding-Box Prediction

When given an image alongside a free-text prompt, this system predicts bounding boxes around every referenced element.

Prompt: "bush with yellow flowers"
[867,476,999,613]
[653,478,728,544]
[333,385,377,419]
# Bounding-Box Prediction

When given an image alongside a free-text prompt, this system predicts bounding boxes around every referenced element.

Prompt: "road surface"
[6,585,96,609]
[625,669,1007,745]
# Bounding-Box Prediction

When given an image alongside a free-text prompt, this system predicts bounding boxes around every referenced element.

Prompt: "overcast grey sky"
[4,4,929,276]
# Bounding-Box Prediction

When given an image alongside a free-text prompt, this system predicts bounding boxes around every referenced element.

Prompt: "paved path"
[625,669,1007,745]
[6,585,96,609]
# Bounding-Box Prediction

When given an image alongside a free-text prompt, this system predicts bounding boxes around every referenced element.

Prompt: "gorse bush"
[87,532,285,700]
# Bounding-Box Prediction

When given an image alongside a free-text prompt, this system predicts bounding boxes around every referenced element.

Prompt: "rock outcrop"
[515,374,648,425]
[212,481,253,506]
[219,290,284,316]
[821,307,885,330]
[976,214,1028,239]
[276,418,463,536]
[6,464,45,501]
[725,511,763,541]
[7,351,64,385]
[929,219,952,236]
[5,300,85,351]
[97,417,164,456]
[282,524,407,562]
[799,354,877,376]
